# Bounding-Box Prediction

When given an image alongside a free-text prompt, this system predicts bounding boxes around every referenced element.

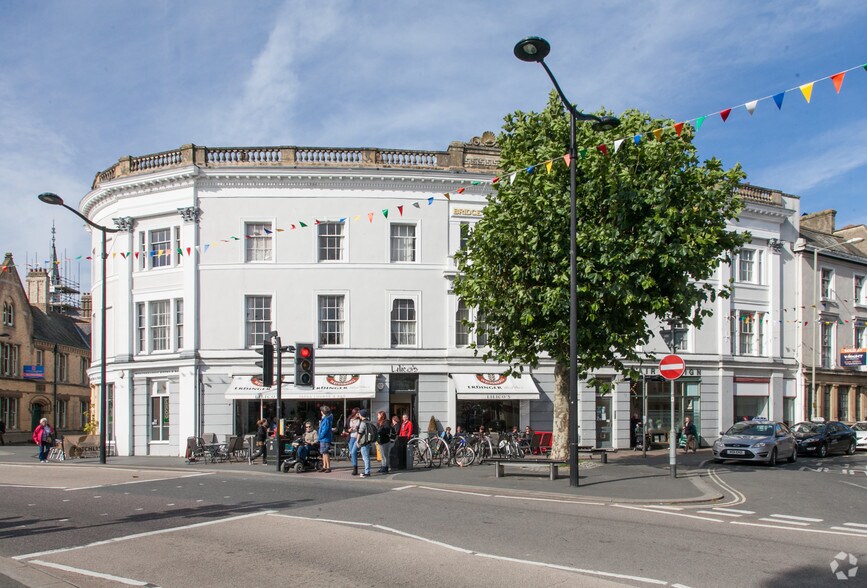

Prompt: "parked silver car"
[712,419,797,466]
[853,422,867,450]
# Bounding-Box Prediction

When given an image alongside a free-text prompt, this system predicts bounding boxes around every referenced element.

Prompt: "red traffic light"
[299,346,312,359]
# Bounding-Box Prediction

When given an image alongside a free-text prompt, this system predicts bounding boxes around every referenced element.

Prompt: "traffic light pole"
[274,333,283,473]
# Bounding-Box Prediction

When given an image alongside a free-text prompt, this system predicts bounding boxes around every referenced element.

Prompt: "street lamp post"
[514,37,620,487]
[810,237,864,420]
[38,192,119,464]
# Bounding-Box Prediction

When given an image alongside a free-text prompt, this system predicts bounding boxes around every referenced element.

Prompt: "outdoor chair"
[185,436,207,463]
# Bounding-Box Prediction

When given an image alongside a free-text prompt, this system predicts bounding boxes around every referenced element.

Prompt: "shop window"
[838,385,850,421]
[318,222,344,261]
[150,381,170,442]
[734,396,768,422]
[245,295,272,347]
[823,386,831,421]
[245,222,273,262]
[783,397,795,427]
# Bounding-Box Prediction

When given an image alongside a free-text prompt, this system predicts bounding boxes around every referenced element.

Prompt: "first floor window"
[318,295,344,346]
[739,313,755,355]
[245,295,272,347]
[855,275,866,305]
[390,299,416,347]
[245,222,273,262]
[80,400,90,430]
[150,300,170,351]
[318,222,344,261]
[150,228,172,268]
[58,353,68,382]
[856,324,867,348]
[2,301,13,325]
[821,268,834,300]
[0,397,17,430]
[175,298,184,349]
[0,344,18,376]
[136,303,146,353]
[821,322,834,368]
[80,357,88,385]
[455,299,488,348]
[662,321,690,352]
[390,223,417,262]
[35,349,44,366]
[57,399,68,429]
[733,311,766,356]
[150,381,170,442]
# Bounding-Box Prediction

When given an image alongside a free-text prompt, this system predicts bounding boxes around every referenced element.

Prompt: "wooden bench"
[484,457,567,481]
[575,446,616,463]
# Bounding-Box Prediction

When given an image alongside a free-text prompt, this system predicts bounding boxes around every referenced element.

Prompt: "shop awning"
[451,373,540,400]
[225,374,376,400]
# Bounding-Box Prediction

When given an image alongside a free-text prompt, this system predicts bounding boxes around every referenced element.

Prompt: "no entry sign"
[659,354,685,380]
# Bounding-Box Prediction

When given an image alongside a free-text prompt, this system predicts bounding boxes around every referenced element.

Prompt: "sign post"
[660,353,685,478]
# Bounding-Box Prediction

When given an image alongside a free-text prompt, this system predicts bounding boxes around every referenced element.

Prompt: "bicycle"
[426,435,450,468]
[449,436,475,467]
[469,433,495,464]
[407,436,432,468]
[497,432,524,460]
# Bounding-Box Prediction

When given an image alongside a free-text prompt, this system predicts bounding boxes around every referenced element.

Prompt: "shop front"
[451,373,540,432]
[226,374,376,437]
[631,376,702,447]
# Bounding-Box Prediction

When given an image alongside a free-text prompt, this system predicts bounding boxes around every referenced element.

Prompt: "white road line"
[705,468,747,506]
[759,518,809,526]
[29,560,157,587]
[65,472,212,491]
[697,510,741,517]
[392,485,416,491]
[843,523,867,529]
[841,481,867,490]
[612,504,724,523]
[642,505,683,511]
[493,495,606,506]
[416,486,492,497]
[731,521,867,538]
[13,510,275,561]
[832,526,867,534]
[0,485,67,489]
[712,507,755,514]
[270,513,676,586]
[272,514,372,527]
[768,514,823,522]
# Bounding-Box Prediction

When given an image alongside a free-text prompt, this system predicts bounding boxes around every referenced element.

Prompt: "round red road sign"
[659,354,685,380]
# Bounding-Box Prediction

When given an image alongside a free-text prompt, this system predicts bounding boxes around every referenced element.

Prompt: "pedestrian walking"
[248,418,269,465]
[32,418,53,462]
[356,410,373,478]
[346,407,361,476]
[681,416,697,453]
[376,411,393,474]
[0,418,6,446]
[319,405,333,473]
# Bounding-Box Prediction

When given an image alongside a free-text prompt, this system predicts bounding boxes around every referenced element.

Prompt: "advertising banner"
[840,348,867,367]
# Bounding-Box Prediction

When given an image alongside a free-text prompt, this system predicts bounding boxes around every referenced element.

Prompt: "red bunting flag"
[314,220,321,225]
[457,187,465,194]
[831,72,846,93]
[563,154,571,167]
[720,108,732,122]
[597,144,608,156]
[674,122,684,137]
[398,205,403,216]
[134,252,140,259]
[368,212,374,223]
[491,176,499,184]
[186,247,191,255]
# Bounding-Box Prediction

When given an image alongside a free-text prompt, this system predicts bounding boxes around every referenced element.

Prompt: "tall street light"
[514,36,620,487]
[810,236,864,420]
[38,192,119,464]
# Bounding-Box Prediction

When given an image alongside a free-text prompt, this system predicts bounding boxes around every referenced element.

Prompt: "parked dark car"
[791,420,856,457]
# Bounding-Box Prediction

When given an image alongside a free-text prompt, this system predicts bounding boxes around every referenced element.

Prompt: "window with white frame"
[57,399,68,429]
[58,352,68,382]
[174,226,183,266]
[150,381,170,442]
[821,321,834,368]
[35,349,44,367]
[390,298,417,347]
[1,397,18,430]
[390,223,417,262]
[245,295,272,347]
[739,314,754,355]
[855,275,866,305]
[856,324,867,348]
[0,343,18,376]
[455,299,488,348]
[459,222,472,251]
[732,311,767,356]
[820,268,834,300]
[149,228,172,268]
[318,222,345,261]
[661,321,690,352]
[2,301,13,325]
[175,299,184,349]
[245,222,273,262]
[80,357,88,385]
[738,249,755,283]
[136,303,146,353]
[318,295,344,346]
[149,300,170,351]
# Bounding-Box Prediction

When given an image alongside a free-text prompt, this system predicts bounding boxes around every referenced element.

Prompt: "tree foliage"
[453,94,748,454]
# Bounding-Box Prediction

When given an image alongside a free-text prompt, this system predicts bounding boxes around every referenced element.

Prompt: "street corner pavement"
[0,556,77,588]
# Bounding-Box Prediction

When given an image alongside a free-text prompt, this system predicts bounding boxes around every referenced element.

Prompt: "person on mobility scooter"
[281,421,320,473]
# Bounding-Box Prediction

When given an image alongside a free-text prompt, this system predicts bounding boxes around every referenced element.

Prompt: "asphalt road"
[1,450,865,587]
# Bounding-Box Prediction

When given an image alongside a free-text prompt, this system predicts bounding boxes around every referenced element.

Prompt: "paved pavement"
[0,443,722,587]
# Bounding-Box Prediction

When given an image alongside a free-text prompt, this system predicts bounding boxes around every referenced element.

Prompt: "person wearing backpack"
[32,418,53,463]
[356,409,374,478]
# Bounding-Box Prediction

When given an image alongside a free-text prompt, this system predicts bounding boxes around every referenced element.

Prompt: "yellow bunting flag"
[652,128,663,141]
[799,82,814,103]
[545,160,553,173]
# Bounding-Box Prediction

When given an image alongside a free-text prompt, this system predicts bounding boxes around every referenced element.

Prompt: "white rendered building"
[80,141,802,456]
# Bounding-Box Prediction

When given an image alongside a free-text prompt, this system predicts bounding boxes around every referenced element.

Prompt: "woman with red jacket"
[395,413,413,469]
[32,418,53,463]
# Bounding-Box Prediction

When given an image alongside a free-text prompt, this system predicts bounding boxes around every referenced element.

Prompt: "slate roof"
[801,228,867,261]
[31,307,91,351]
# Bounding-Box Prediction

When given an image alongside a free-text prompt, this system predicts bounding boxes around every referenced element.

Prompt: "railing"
[736,184,782,205]
[295,148,364,164]
[130,149,183,172]
[206,147,282,164]
[380,150,438,167]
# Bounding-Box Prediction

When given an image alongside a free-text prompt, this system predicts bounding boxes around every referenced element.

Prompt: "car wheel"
[766,448,777,467]
[847,441,856,455]
[787,447,797,464]
[818,443,829,458]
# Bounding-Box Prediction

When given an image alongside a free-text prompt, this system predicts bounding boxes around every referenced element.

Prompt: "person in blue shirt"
[318,405,334,473]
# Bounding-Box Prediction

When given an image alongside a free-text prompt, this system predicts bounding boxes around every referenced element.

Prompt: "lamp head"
[591,115,621,132]
[514,37,550,63]
[38,193,64,206]
[845,237,864,245]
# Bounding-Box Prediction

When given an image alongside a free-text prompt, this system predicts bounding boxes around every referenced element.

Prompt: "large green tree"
[453,93,749,458]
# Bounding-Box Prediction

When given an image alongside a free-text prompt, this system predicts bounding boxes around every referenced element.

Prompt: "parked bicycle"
[469,431,495,464]
[448,435,475,467]
[497,431,525,460]
[407,436,433,467]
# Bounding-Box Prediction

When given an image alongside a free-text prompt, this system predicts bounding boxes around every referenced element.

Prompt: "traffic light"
[257,340,274,387]
[295,342,315,388]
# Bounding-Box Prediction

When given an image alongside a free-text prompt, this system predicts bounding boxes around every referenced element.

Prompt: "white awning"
[451,373,540,400]
[225,374,376,400]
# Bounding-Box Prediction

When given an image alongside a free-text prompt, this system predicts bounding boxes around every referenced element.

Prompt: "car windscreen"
[726,423,774,436]
[791,422,825,434]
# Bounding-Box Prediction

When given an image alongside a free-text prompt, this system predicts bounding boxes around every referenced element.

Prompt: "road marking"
[392,485,416,491]
[29,560,158,587]
[768,514,823,522]
[705,468,747,506]
[416,486,492,497]
[0,484,66,489]
[731,521,867,538]
[612,504,724,523]
[697,510,741,517]
[66,472,212,491]
[843,523,867,529]
[493,495,606,506]
[759,518,809,526]
[642,505,683,511]
[832,526,867,534]
[712,507,755,514]
[13,510,276,561]
[841,481,867,490]
[476,552,669,585]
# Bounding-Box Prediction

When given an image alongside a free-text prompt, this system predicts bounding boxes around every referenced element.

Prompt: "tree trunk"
[550,361,570,460]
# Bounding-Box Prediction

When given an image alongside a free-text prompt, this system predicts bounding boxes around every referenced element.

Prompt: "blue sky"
[3,1,866,288]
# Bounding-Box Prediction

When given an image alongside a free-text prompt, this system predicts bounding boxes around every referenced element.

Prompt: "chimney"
[800,209,837,234]
[25,268,50,313]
